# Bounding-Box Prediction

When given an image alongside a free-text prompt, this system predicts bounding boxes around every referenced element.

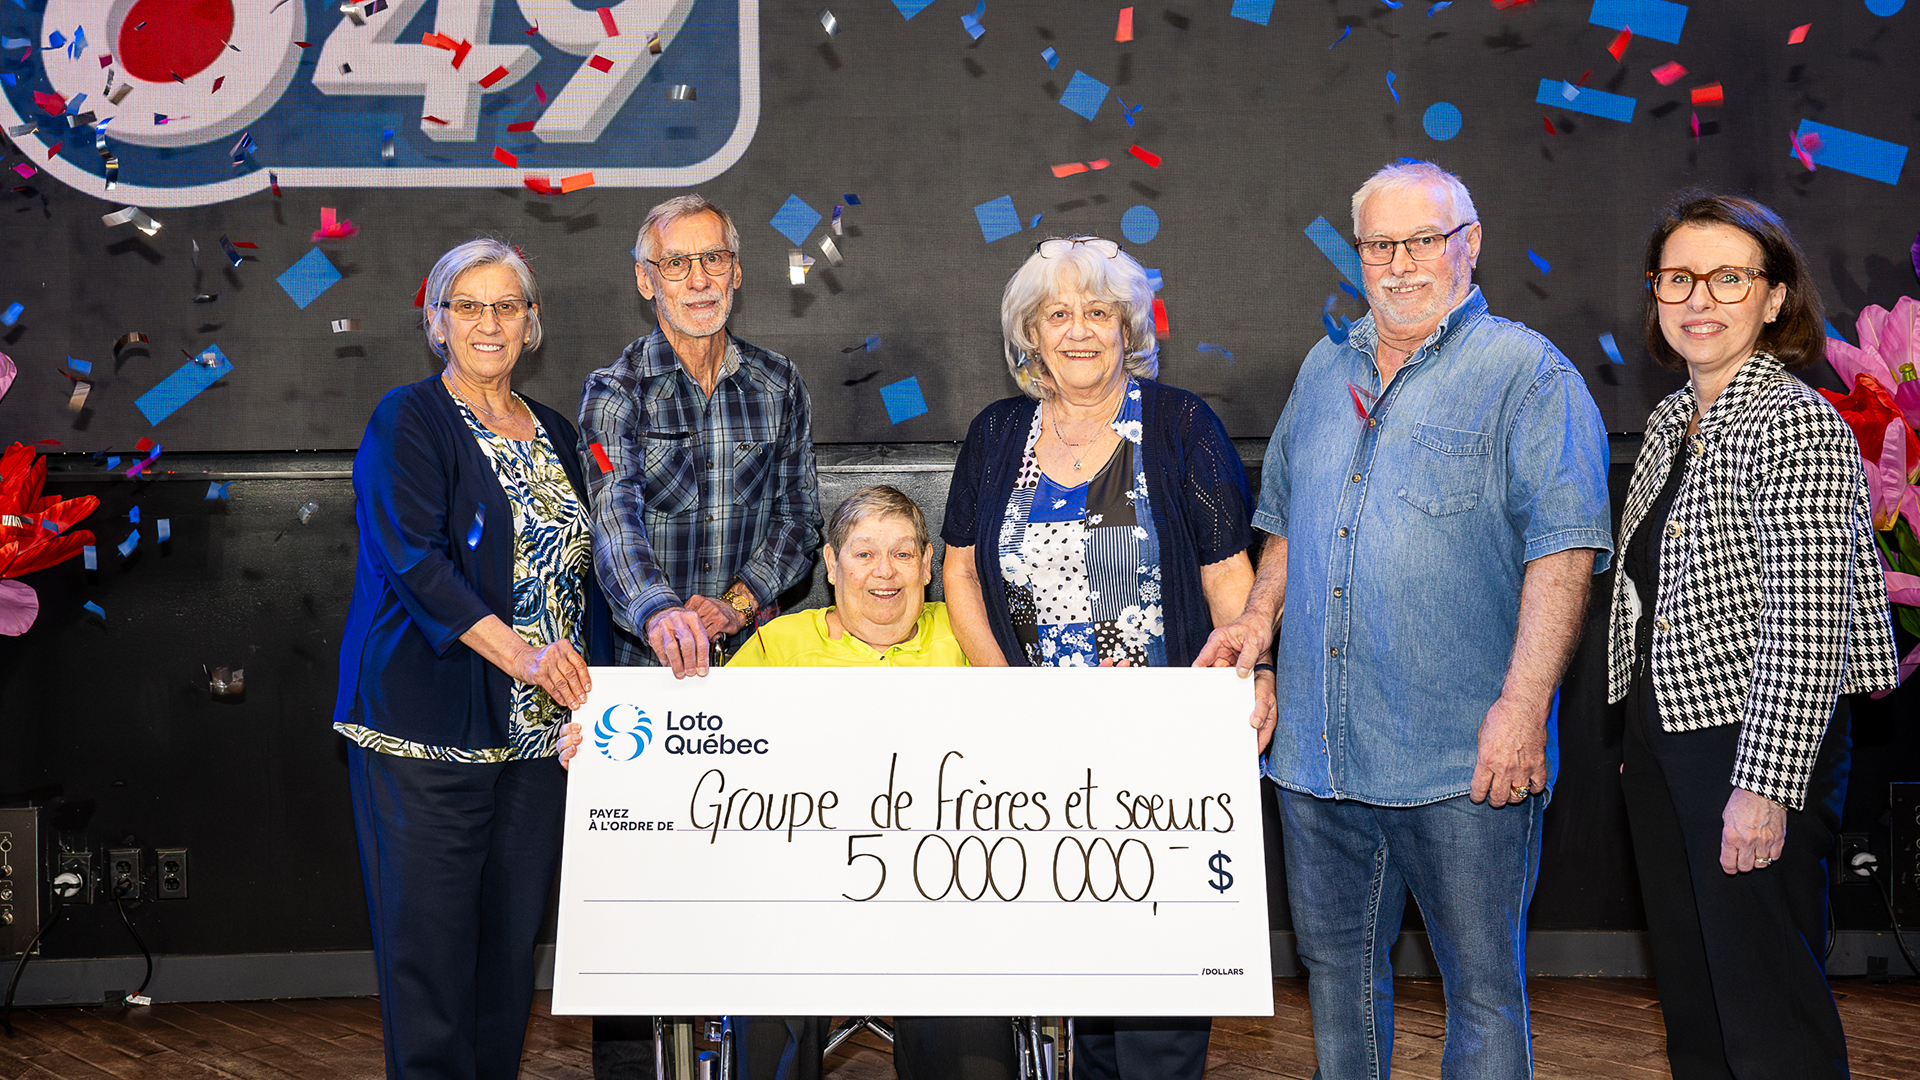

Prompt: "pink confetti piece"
[1052,162,1089,177]
[1787,23,1809,45]
[1116,6,1133,42]
[1790,130,1815,172]
[11,162,34,179]
[1690,112,1699,141]
[1650,61,1685,85]
[313,207,359,240]
[535,83,547,105]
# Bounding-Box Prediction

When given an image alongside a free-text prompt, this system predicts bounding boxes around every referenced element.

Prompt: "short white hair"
[633,193,741,264]
[422,238,542,361]
[999,237,1159,400]
[1350,160,1478,237]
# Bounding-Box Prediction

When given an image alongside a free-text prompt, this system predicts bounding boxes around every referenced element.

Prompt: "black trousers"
[1072,1017,1211,1080]
[347,746,567,1080]
[594,1016,1018,1080]
[1620,682,1851,1080]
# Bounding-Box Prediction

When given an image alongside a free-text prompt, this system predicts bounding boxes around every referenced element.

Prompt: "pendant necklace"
[1046,405,1109,471]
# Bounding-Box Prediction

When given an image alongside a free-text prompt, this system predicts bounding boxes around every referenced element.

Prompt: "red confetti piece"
[1052,162,1089,177]
[1574,68,1592,87]
[1790,131,1815,172]
[211,75,224,92]
[1128,144,1162,168]
[269,172,282,197]
[422,32,457,50]
[98,53,112,67]
[45,141,60,159]
[523,175,553,194]
[560,171,595,192]
[231,241,257,248]
[1542,115,1556,136]
[413,277,428,307]
[1151,297,1168,337]
[1650,61,1686,85]
[136,437,155,452]
[535,83,547,105]
[423,115,449,124]
[588,54,613,72]
[507,120,536,132]
[1787,23,1809,45]
[1800,132,1822,152]
[598,7,619,35]
[450,39,472,68]
[1349,383,1371,420]
[1116,6,1133,42]
[1606,27,1630,62]
[478,65,510,88]
[525,23,540,35]
[1088,159,1110,170]
[493,146,518,168]
[1690,82,1722,105]
[589,442,614,473]
[32,90,65,115]
[1690,112,1699,141]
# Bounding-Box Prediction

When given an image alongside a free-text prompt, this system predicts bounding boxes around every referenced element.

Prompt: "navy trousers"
[348,744,567,1080]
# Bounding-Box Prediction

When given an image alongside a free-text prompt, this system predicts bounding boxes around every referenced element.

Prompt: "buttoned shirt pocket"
[641,435,699,516]
[1397,422,1492,516]
[732,440,773,508]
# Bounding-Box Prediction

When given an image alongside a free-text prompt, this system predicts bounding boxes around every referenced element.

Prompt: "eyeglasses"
[1352,221,1475,265]
[435,298,530,321]
[645,249,737,281]
[1034,237,1122,260]
[1646,266,1769,305]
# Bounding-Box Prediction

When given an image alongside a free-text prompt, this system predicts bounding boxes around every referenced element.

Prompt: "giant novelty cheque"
[553,666,1273,1016]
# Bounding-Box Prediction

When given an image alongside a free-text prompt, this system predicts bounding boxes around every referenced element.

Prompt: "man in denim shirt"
[578,193,824,1079]
[1202,161,1612,1077]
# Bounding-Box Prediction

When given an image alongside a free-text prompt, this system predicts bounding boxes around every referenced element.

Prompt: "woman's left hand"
[512,638,593,710]
[558,721,585,770]
[1720,787,1787,874]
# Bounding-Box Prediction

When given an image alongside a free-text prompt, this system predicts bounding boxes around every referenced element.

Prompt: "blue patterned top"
[997,379,1166,667]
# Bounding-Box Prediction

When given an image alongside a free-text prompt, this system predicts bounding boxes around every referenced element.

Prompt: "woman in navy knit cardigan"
[941,236,1260,1080]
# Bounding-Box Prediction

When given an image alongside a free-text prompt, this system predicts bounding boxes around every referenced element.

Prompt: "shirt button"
[703,561,712,571]
[1338,527,1349,537]
[1333,587,1344,597]
[1351,474,1362,483]
[1655,617,1672,631]
[1329,647,1338,657]
[1665,522,1683,538]
[1368,418,1378,427]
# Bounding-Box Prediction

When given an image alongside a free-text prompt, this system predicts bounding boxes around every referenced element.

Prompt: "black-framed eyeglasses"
[1352,221,1476,265]
[434,298,530,321]
[644,249,737,281]
[1646,266,1769,305]
[1034,237,1122,260]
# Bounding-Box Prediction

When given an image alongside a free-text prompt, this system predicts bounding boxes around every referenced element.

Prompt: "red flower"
[0,442,98,579]
[1819,374,1920,483]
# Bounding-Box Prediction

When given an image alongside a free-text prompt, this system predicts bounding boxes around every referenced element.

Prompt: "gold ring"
[1510,783,1531,798]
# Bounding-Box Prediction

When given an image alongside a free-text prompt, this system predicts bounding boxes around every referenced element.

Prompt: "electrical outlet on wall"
[155,848,189,900]
[107,847,145,901]
[54,847,96,905]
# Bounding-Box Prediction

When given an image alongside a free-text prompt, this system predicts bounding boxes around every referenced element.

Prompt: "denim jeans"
[1277,786,1544,1080]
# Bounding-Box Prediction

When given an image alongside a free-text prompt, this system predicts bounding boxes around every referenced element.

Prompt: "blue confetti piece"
[1528,249,1551,275]
[157,518,170,543]
[66,91,85,113]
[135,343,233,425]
[892,0,934,17]
[466,504,485,550]
[40,517,57,531]
[1824,319,1847,341]
[865,335,881,352]
[1059,71,1108,121]
[1598,332,1624,365]
[1028,212,1044,229]
[1304,216,1366,291]
[276,248,342,309]
[1121,205,1160,245]
[68,357,90,374]
[84,601,105,619]
[45,29,62,48]
[83,545,97,570]
[974,195,1023,243]
[106,456,119,469]
[769,194,823,245]
[1229,0,1274,24]
[1329,25,1351,48]
[206,481,230,500]
[961,12,983,38]
[118,529,139,557]
[1386,71,1399,103]
[1587,0,1687,45]
[1145,269,1164,292]
[1381,0,1401,8]
[1323,311,1353,345]
[1,74,14,86]
[879,377,929,424]
[1339,280,1361,300]
[844,193,860,205]
[1041,46,1058,68]
[0,36,25,47]
[1197,343,1235,361]
[129,506,139,524]
[1790,121,1907,186]
[1428,1,1452,14]
[1423,101,1463,140]
[1535,80,1636,122]
[1,302,20,326]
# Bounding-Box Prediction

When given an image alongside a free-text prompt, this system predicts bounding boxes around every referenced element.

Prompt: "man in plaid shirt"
[578,193,824,678]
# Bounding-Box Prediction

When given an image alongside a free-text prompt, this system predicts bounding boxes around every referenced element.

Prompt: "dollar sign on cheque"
[1208,851,1233,892]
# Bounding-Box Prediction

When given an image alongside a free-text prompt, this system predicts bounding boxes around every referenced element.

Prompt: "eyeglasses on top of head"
[434,298,530,321]
[1034,237,1122,260]
[1351,221,1476,265]
[643,249,737,281]
[1645,266,1769,305]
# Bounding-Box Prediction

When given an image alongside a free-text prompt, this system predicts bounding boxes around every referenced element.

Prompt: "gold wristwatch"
[721,587,755,621]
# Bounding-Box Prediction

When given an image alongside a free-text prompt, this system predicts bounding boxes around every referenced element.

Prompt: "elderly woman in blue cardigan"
[941,236,1258,1080]
[334,238,606,1080]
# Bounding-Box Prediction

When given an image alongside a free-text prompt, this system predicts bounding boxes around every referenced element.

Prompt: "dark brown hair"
[1641,192,1825,371]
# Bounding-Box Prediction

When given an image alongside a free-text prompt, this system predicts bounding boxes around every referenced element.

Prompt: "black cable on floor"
[1870,864,1920,978]
[3,894,65,1038]
[112,898,153,1001]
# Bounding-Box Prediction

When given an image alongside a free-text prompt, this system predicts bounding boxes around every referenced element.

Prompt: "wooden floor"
[3,978,1917,1079]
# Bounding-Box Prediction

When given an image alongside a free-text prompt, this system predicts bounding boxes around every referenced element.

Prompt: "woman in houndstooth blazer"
[1608,193,1899,1079]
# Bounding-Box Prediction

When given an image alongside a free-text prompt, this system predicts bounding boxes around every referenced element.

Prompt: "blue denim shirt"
[1256,287,1613,806]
